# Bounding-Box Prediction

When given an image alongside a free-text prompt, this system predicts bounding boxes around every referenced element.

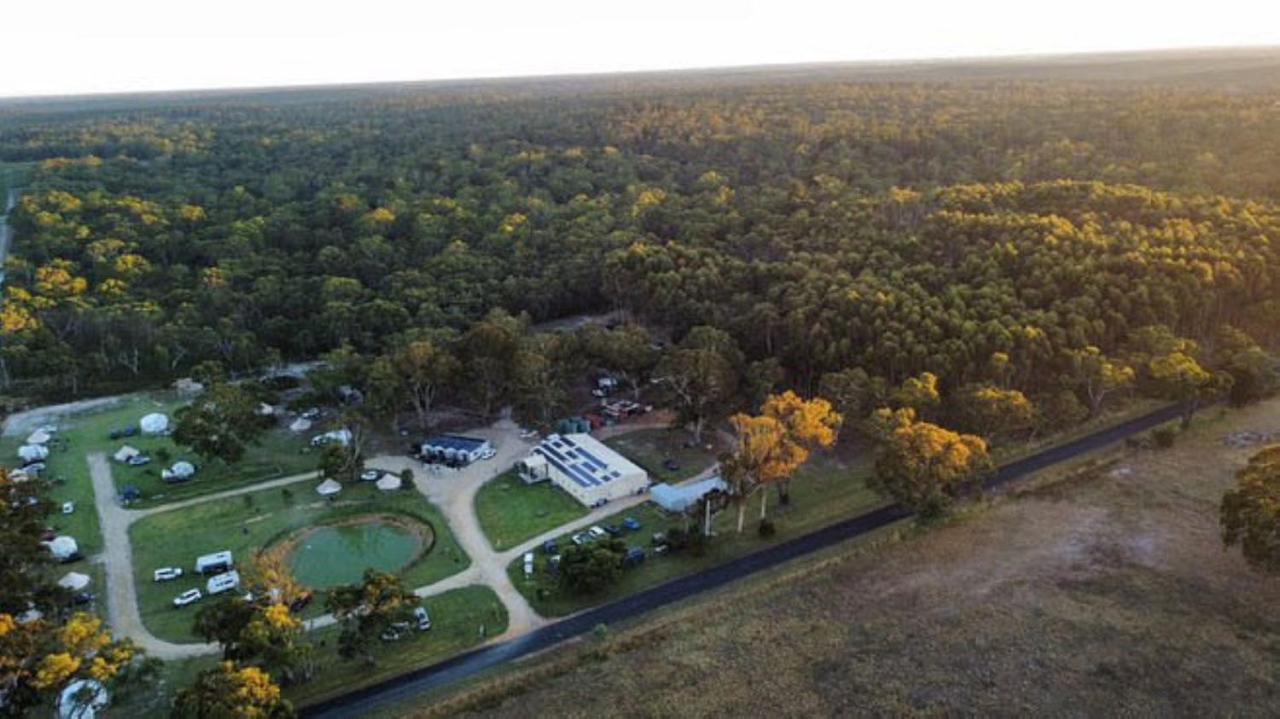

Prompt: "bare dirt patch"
[435,402,1280,717]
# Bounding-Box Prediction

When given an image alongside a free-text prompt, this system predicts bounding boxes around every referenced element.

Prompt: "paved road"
[0,188,15,291]
[302,402,1188,718]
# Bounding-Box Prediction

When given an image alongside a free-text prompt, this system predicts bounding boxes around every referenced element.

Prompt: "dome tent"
[45,536,79,561]
[315,479,343,496]
[139,413,170,435]
[58,571,91,591]
[162,461,196,482]
[376,474,403,491]
[58,679,109,719]
[18,444,49,463]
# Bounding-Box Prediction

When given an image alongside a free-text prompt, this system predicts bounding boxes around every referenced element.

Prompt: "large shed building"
[519,433,649,507]
[420,434,492,464]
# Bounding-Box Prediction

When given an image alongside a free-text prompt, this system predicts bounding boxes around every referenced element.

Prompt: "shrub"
[1152,425,1178,449]
[758,518,776,537]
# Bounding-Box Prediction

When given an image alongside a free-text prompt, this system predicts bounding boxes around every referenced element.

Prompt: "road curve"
[302,402,1188,718]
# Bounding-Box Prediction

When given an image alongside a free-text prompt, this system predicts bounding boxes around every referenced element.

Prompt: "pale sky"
[3,0,1279,98]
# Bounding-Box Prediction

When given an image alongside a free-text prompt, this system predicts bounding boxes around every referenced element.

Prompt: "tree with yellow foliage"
[723,391,842,533]
[869,407,991,518]
[1220,445,1280,574]
[1,611,152,716]
[1148,351,1231,428]
[172,661,294,719]
[1065,346,1135,417]
[951,383,1036,440]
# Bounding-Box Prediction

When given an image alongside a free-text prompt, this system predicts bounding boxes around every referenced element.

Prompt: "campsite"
[129,479,466,642]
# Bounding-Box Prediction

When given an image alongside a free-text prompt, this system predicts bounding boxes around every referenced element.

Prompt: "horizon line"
[2,41,1278,104]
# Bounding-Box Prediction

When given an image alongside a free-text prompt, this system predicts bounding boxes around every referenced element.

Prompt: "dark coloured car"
[622,517,642,532]
[662,459,680,472]
[542,539,558,555]
[603,524,622,537]
[622,547,646,567]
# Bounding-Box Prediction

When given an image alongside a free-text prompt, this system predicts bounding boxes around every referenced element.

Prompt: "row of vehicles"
[166,551,240,608]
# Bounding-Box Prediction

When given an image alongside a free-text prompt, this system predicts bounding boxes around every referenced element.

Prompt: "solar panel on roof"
[574,447,609,471]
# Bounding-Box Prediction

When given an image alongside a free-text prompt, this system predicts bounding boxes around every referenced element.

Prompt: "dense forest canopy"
[3,52,1280,414]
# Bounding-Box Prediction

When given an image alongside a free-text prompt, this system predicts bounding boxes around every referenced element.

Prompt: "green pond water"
[288,521,423,588]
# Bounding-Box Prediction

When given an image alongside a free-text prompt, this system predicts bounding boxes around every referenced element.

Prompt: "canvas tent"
[289,417,313,433]
[18,444,49,463]
[139,413,170,435]
[58,571,91,591]
[112,445,141,464]
[311,428,353,447]
[650,477,729,513]
[58,679,109,719]
[315,478,343,496]
[375,474,402,491]
[45,536,79,561]
[162,461,196,482]
[25,430,51,445]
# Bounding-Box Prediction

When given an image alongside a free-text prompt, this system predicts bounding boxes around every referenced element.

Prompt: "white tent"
[376,474,403,491]
[162,461,196,481]
[45,536,79,561]
[18,444,49,463]
[139,412,170,435]
[256,402,275,417]
[651,477,729,513]
[315,479,343,496]
[25,430,51,445]
[58,571,91,591]
[311,428,353,447]
[8,469,29,483]
[58,679,109,719]
[289,417,313,433]
[113,445,141,463]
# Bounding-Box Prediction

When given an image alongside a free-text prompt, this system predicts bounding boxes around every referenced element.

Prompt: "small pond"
[287,518,426,588]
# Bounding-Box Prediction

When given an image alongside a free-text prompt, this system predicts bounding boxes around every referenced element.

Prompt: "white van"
[523,552,535,577]
[206,570,241,595]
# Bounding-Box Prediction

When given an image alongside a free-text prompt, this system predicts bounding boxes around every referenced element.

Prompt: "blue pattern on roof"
[423,435,488,452]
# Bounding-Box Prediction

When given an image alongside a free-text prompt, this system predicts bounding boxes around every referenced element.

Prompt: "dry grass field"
[417,400,1280,717]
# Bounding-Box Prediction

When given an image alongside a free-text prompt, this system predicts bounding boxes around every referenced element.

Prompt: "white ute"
[173,589,202,608]
[153,567,184,582]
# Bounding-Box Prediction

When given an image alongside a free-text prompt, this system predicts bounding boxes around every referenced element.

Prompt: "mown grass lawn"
[474,470,588,551]
[114,585,508,715]
[510,451,882,617]
[80,395,320,508]
[130,480,471,643]
[604,428,722,483]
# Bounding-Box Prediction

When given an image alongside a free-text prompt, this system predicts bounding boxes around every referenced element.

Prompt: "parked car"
[623,547,646,568]
[71,592,95,606]
[380,627,403,642]
[173,589,202,608]
[571,531,592,546]
[541,539,558,555]
[22,462,46,475]
[478,447,497,460]
[650,532,667,547]
[126,455,151,466]
[523,552,535,577]
[414,606,432,631]
[622,517,642,532]
[288,592,313,613]
[603,524,622,537]
[300,408,321,420]
[588,525,607,540]
[153,567,184,582]
[359,469,382,482]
